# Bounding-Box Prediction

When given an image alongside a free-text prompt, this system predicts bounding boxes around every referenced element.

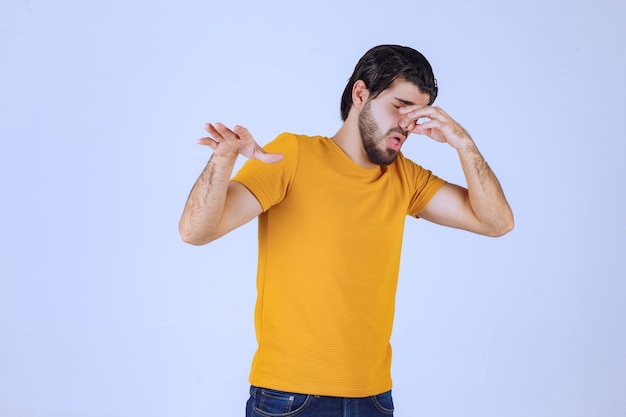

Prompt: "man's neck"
[331,120,375,169]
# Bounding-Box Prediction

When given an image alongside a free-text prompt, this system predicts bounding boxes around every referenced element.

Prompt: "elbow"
[486,213,515,237]
[487,223,514,238]
[178,221,216,246]
[180,231,215,246]
[180,231,208,246]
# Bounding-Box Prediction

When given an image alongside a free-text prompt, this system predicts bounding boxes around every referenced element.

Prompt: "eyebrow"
[394,97,415,106]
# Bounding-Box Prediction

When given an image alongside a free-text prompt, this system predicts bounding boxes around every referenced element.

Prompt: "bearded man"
[179,44,514,417]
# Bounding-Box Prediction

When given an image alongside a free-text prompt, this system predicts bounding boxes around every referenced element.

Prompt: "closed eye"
[394,98,416,106]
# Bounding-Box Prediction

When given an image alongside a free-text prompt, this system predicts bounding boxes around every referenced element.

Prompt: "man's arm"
[178,123,282,245]
[400,106,514,237]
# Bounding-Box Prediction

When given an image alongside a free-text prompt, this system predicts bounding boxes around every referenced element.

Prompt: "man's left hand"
[399,105,473,150]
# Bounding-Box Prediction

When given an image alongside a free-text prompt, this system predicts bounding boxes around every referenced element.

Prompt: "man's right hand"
[199,123,283,164]
[180,122,271,245]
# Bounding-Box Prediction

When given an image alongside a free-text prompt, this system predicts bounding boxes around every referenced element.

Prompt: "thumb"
[256,150,284,164]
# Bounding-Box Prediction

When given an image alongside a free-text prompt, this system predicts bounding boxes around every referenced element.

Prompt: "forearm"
[179,153,238,245]
[457,141,514,236]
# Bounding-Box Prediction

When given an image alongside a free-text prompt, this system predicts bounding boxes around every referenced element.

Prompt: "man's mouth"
[387,132,406,151]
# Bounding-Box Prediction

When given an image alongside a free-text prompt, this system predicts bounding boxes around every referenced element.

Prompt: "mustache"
[389,127,409,138]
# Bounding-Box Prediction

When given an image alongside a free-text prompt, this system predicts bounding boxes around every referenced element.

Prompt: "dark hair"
[340,45,438,121]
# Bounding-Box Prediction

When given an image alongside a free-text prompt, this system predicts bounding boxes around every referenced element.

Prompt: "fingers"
[198,122,231,151]
[201,122,245,149]
[400,106,444,127]
[401,115,436,133]
[197,123,238,158]
[400,106,459,134]
[398,106,455,144]
[405,107,472,148]
[199,122,284,164]
[198,136,219,150]
[208,122,241,141]
[399,105,446,119]
[233,125,253,141]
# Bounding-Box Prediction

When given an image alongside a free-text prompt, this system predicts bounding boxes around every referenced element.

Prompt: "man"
[179,45,513,417]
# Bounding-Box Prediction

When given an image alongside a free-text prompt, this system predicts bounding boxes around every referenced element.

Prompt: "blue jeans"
[246,385,394,417]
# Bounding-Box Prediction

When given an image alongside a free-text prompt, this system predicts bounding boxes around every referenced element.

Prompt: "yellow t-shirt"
[232,133,446,397]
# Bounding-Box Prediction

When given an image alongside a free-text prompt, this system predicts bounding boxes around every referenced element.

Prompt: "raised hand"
[399,106,473,150]
[199,122,283,164]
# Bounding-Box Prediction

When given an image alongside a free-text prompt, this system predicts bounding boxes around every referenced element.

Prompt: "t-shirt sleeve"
[231,132,298,212]
[403,157,447,217]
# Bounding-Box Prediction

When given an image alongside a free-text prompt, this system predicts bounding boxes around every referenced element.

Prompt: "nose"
[398,115,413,133]
[396,119,410,137]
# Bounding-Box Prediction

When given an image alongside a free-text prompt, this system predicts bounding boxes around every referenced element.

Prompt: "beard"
[358,100,406,166]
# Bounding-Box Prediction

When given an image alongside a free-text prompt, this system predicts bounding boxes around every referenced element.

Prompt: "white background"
[1,0,625,416]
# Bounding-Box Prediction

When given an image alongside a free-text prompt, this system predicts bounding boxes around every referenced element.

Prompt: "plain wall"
[1,0,625,416]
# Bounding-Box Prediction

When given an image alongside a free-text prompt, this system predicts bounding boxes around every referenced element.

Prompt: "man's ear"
[351,80,370,111]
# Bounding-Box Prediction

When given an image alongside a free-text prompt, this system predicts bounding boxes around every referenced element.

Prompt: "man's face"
[357,79,431,166]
